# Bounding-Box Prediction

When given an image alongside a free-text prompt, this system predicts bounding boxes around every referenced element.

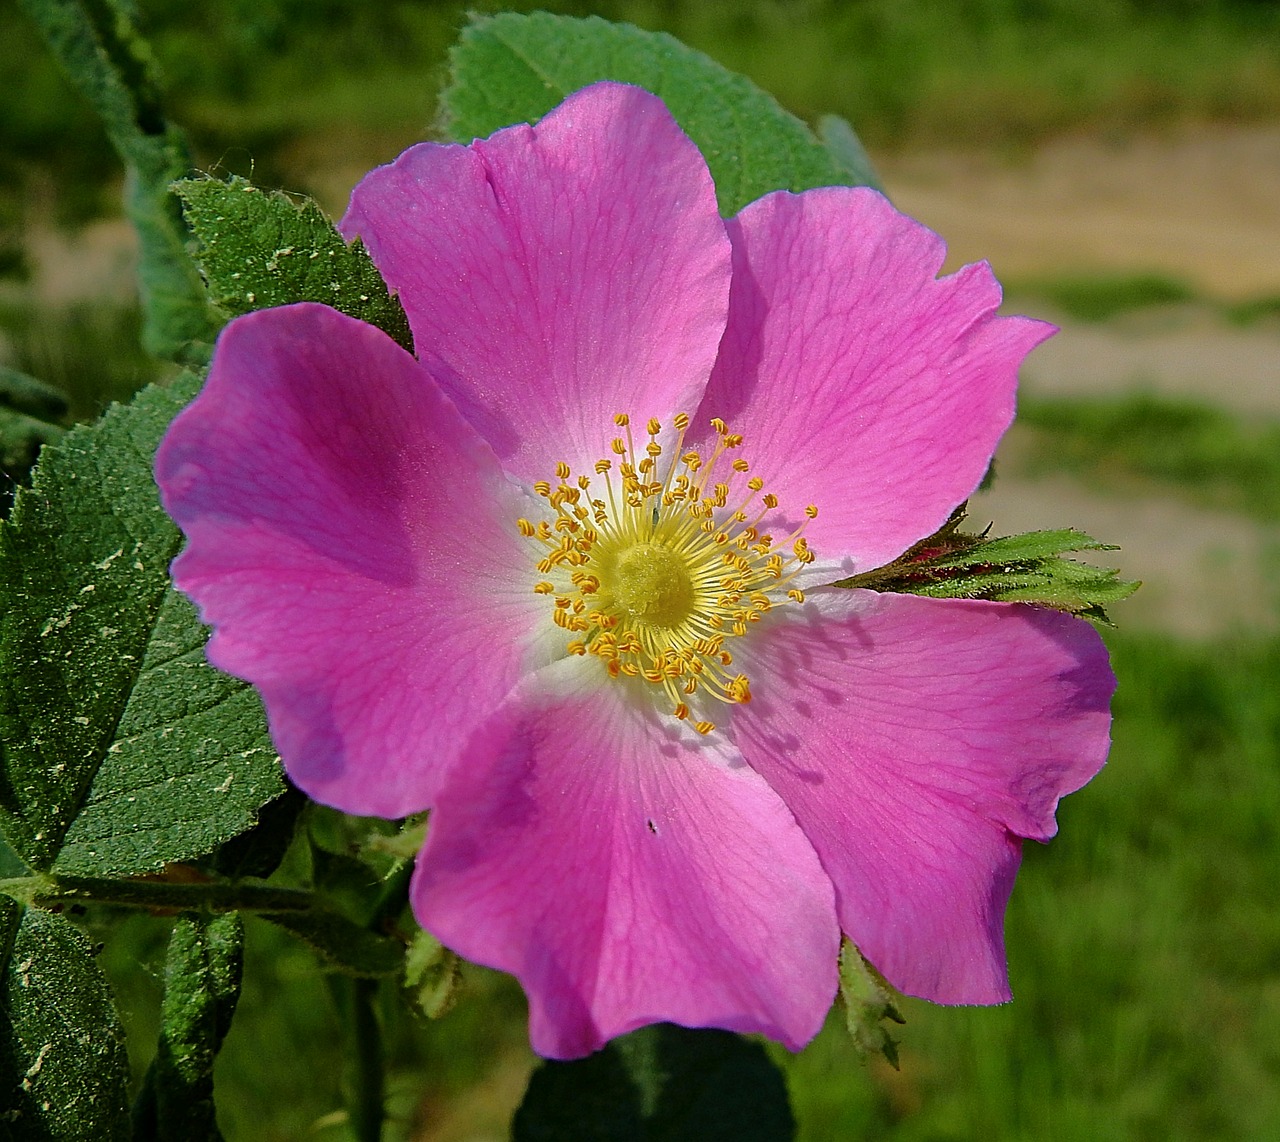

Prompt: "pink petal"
[729,589,1114,1003]
[156,304,546,817]
[412,659,840,1059]
[340,82,731,482]
[694,188,1054,579]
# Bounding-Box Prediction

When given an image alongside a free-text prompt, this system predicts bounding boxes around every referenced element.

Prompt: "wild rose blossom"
[156,82,1115,1059]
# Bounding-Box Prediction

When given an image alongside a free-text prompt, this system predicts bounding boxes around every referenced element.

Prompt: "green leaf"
[18,0,220,362]
[125,129,225,364]
[816,114,883,192]
[841,513,1139,621]
[0,367,68,423]
[0,375,283,875]
[175,176,414,355]
[0,901,132,1140]
[132,912,243,1142]
[211,786,307,881]
[443,12,875,217]
[513,1023,794,1141]
[838,939,905,1069]
[262,909,404,979]
[1,408,62,494]
[1,367,67,506]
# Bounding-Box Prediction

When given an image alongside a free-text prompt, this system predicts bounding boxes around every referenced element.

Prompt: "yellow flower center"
[519,413,818,734]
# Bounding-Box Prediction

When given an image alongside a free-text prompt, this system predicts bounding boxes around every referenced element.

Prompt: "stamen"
[518,413,821,731]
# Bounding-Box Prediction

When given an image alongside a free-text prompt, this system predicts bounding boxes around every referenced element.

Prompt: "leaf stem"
[0,873,313,914]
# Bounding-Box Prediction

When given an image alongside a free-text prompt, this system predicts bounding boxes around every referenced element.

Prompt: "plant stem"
[0,873,313,914]
[341,976,385,1142]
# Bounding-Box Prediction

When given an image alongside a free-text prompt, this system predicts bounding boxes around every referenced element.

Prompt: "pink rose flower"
[156,82,1114,1059]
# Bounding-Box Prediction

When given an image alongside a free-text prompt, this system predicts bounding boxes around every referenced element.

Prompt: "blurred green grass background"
[5,0,1280,1138]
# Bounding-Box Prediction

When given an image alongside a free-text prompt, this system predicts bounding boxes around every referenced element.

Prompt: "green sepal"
[840,509,1139,622]
[404,929,462,1020]
[131,912,244,1142]
[0,899,132,1139]
[442,12,877,218]
[513,1023,795,1141]
[837,939,906,1070]
[174,176,414,354]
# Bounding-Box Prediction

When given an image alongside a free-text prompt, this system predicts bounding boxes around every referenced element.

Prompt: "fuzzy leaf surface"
[132,912,243,1141]
[175,176,414,354]
[0,376,283,874]
[0,900,132,1139]
[443,12,875,217]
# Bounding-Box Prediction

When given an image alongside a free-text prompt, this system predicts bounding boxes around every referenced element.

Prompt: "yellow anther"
[517,414,824,734]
